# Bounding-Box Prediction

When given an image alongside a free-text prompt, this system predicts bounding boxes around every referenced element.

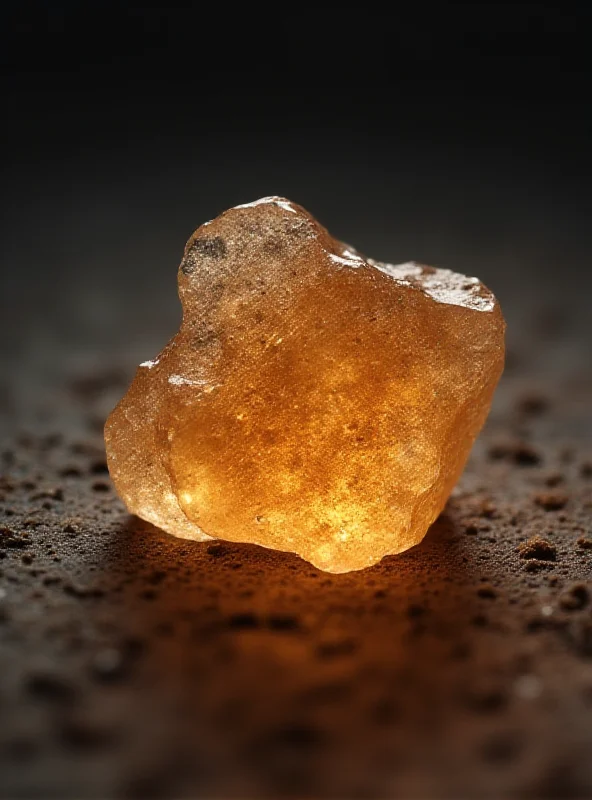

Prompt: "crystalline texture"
[105,197,505,573]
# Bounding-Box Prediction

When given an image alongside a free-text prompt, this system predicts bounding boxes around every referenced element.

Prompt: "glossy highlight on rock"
[105,197,505,572]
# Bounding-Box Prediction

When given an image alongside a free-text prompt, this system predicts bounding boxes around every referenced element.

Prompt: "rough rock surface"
[105,198,505,572]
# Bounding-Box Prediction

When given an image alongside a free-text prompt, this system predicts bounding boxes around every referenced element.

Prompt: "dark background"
[1,3,591,395]
[1,4,591,799]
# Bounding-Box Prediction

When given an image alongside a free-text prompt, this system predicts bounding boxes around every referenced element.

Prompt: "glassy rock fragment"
[105,197,505,572]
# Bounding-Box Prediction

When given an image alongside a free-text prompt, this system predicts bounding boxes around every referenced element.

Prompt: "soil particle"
[517,536,557,561]
[489,439,542,466]
[534,491,569,511]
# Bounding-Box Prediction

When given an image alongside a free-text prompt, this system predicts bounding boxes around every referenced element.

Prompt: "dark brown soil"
[0,334,590,799]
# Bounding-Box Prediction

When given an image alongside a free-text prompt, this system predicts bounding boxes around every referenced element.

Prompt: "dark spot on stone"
[517,536,557,561]
[577,536,592,550]
[263,236,285,254]
[92,480,110,493]
[477,584,497,599]
[192,328,218,348]
[182,236,227,274]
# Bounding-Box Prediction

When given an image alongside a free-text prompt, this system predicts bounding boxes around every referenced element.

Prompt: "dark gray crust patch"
[182,236,227,274]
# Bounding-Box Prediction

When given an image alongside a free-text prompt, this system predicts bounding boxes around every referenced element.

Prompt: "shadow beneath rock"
[106,509,474,617]
[84,510,511,798]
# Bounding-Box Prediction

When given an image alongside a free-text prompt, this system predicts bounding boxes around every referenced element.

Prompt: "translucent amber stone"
[105,197,505,572]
